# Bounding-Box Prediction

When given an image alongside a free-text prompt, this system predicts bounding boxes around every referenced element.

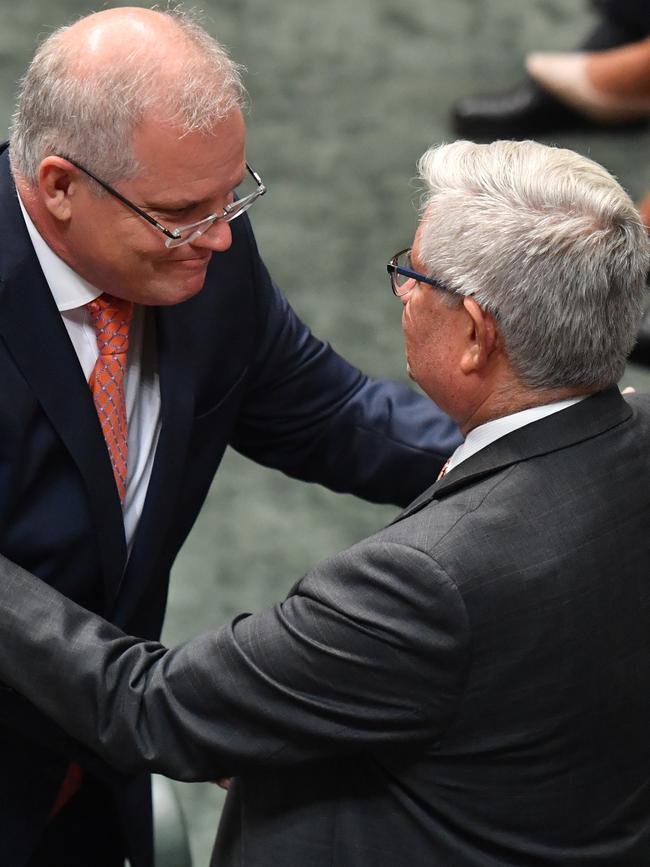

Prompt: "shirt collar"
[17,191,102,311]
[447,396,586,473]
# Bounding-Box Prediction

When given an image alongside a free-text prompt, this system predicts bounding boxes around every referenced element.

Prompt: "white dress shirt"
[445,397,586,474]
[18,195,162,551]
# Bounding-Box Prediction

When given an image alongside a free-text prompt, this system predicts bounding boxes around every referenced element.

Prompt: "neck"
[460,382,597,437]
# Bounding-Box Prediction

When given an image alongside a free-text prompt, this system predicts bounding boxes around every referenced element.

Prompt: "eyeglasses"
[387,247,454,296]
[60,156,267,248]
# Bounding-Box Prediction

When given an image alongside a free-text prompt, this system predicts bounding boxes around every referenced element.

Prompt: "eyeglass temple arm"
[62,156,180,240]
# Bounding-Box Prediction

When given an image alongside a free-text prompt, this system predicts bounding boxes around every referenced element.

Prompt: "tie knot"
[86,293,134,356]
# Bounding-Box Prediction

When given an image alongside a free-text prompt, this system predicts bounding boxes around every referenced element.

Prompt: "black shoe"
[451,76,648,140]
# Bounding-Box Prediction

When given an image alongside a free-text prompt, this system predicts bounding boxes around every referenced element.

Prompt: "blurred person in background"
[452,0,650,138]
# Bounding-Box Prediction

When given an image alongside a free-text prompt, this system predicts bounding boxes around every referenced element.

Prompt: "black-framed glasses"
[60,155,266,249]
[387,247,454,297]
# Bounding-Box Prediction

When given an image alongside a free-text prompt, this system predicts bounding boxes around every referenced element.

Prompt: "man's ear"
[37,157,78,223]
[459,296,499,374]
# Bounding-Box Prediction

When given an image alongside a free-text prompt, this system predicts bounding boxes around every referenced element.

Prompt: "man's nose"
[190,219,233,253]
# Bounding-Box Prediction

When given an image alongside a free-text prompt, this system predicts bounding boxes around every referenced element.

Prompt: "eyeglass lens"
[165,178,264,248]
[393,249,412,290]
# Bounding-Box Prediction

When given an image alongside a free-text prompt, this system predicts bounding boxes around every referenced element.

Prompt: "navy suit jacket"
[0,144,459,865]
[0,389,648,866]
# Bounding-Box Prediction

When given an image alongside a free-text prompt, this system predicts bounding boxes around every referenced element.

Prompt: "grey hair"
[9,6,246,186]
[416,139,649,390]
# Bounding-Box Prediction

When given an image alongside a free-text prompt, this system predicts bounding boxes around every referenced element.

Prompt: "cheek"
[402,295,436,344]
[95,209,166,263]
[112,238,170,273]
[401,307,417,356]
[74,232,161,292]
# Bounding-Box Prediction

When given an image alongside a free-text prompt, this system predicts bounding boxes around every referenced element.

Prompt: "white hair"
[9,7,246,186]
[416,139,649,390]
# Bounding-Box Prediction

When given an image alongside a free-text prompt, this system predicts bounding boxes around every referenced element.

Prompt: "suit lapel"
[0,147,127,605]
[389,388,631,526]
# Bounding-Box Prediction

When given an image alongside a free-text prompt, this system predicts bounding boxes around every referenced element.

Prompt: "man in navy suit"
[0,6,459,866]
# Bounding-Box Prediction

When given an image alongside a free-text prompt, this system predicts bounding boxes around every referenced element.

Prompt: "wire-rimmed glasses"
[59,156,267,249]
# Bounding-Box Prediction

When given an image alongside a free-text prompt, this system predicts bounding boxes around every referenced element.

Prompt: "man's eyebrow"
[143,171,248,213]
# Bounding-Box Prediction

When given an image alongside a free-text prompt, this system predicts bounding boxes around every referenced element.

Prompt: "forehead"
[129,108,247,193]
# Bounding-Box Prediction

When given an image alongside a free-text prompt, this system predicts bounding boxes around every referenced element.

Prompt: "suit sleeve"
[230,225,461,506]
[0,545,469,780]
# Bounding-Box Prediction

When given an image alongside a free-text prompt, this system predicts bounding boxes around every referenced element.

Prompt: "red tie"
[436,459,451,481]
[49,762,84,820]
[86,294,134,504]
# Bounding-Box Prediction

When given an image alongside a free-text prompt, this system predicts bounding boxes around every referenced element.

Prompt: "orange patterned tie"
[86,294,133,504]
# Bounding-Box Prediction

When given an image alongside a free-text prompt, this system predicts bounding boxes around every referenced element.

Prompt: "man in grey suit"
[0,138,649,866]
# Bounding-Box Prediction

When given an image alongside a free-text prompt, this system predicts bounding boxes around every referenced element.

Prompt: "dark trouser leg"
[589,0,650,47]
[27,776,127,867]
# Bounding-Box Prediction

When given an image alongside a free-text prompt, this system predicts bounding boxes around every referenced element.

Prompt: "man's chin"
[181,268,209,296]
[168,263,211,301]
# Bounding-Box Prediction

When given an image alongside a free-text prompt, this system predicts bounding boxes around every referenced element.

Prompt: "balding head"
[57,7,211,81]
[64,6,186,44]
[10,6,246,186]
